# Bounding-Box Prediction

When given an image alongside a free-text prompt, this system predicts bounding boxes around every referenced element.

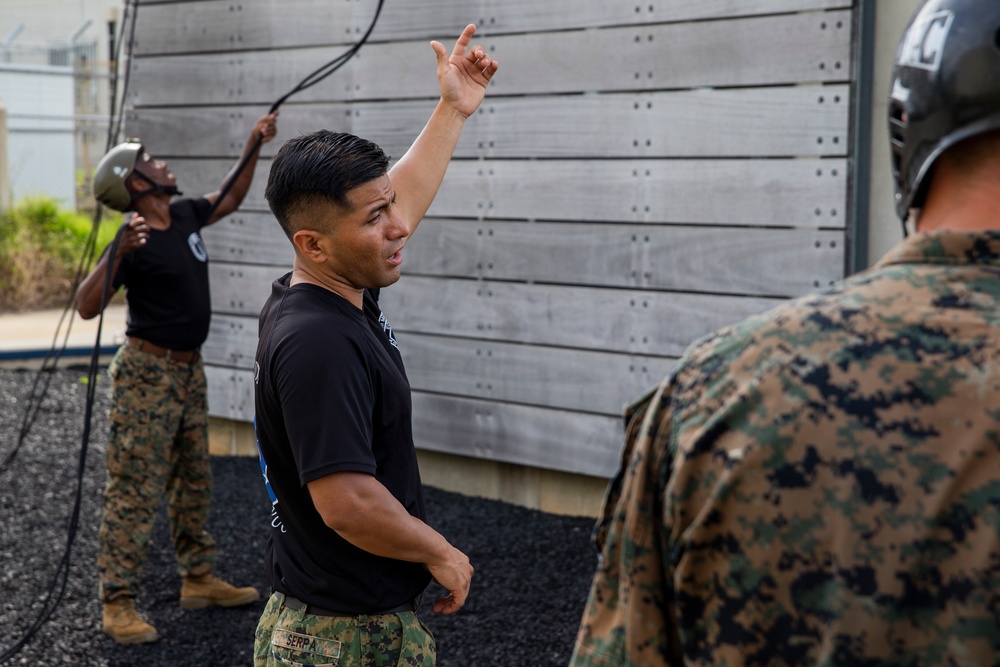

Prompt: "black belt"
[279,593,417,617]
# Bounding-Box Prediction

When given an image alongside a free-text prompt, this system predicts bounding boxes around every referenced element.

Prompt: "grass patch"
[0,197,124,311]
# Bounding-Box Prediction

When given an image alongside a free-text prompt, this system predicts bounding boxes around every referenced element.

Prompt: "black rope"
[0,0,385,660]
[206,0,386,221]
[0,0,137,475]
[0,226,125,664]
[0,0,139,471]
[0,0,139,659]
[269,0,386,113]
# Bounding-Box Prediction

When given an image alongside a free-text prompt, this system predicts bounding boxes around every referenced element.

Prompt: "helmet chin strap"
[903,209,920,238]
[130,168,183,203]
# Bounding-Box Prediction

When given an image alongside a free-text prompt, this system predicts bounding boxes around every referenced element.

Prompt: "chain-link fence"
[0,40,115,211]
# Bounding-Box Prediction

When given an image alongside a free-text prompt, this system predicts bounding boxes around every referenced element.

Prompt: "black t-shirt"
[114,198,213,350]
[253,273,430,613]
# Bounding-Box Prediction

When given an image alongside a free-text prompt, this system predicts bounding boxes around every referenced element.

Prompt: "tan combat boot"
[102,598,159,644]
[180,573,260,609]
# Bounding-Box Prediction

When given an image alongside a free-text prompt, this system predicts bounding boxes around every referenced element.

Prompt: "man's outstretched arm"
[390,24,499,234]
[204,111,279,225]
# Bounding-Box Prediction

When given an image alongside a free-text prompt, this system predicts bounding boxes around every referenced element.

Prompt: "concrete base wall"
[208,416,258,457]
[208,417,609,519]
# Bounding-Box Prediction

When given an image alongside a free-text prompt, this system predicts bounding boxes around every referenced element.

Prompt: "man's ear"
[124,173,141,194]
[292,229,327,263]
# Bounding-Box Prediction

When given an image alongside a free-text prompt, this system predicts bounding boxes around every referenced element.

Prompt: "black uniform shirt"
[254,274,430,613]
[114,198,213,350]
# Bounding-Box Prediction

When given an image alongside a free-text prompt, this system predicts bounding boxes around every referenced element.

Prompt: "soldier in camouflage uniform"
[252,26,497,666]
[77,111,278,644]
[570,1,1000,664]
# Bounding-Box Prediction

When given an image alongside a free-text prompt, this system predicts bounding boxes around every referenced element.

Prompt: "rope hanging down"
[207,0,385,220]
[1,0,141,476]
[0,0,139,655]
[0,0,385,660]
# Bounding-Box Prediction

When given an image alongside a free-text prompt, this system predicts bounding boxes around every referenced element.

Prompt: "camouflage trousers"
[98,344,217,602]
[254,592,436,666]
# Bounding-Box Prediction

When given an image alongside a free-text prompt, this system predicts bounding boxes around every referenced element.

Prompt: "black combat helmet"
[889,0,1000,223]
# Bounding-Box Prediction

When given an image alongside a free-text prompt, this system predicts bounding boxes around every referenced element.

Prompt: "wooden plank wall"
[129,0,856,478]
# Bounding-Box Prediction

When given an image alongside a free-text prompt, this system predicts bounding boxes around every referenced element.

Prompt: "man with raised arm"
[78,112,279,644]
[252,25,497,666]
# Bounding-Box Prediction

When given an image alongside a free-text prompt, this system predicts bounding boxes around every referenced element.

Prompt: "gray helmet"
[93,139,143,212]
[889,0,1000,222]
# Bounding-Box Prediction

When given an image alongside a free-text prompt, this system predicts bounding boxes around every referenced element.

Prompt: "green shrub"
[0,197,123,311]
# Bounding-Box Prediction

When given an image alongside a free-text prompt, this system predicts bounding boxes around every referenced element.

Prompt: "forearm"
[76,250,120,319]
[340,501,452,565]
[207,130,262,222]
[310,471,472,613]
[312,473,452,566]
[390,25,496,233]
[390,99,468,230]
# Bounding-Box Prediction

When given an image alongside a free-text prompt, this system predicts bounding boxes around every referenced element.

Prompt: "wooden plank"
[402,221,844,296]
[127,12,852,106]
[211,216,843,294]
[482,10,854,97]
[133,0,355,55]
[399,336,672,417]
[203,205,849,279]
[140,85,850,164]
[201,212,292,266]
[124,105,352,159]
[354,87,851,159]
[208,266,784,355]
[201,315,674,416]
[186,157,847,250]
[205,364,255,421]
[210,262,276,315]
[472,0,852,33]
[134,0,852,53]
[203,313,259,369]
[204,365,626,477]
[411,393,624,478]
[126,49,375,108]
[380,278,784,355]
[432,158,849,227]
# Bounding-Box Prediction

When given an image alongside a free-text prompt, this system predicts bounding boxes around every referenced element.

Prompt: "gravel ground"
[0,366,598,666]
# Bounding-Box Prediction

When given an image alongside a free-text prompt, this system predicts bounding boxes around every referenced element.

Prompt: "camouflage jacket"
[571,230,1000,666]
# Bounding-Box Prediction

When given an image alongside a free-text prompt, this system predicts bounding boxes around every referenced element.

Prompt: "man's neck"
[290,260,364,309]
[916,148,1000,234]
[132,195,172,230]
[917,187,1000,234]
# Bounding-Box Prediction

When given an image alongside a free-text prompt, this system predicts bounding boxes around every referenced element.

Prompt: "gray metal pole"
[848,0,878,275]
[0,103,9,213]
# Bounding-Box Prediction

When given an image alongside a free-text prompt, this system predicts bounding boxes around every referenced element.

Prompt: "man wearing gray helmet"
[76,111,278,645]
[570,1,1000,664]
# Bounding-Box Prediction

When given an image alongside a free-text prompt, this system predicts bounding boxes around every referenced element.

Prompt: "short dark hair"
[265,130,390,239]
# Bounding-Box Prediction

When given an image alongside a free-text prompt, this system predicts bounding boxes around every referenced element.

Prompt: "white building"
[0,0,123,209]
[0,63,75,206]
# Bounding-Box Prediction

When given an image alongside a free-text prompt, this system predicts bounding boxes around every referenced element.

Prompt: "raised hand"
[431,24,499,119]
[254,111,279,144]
